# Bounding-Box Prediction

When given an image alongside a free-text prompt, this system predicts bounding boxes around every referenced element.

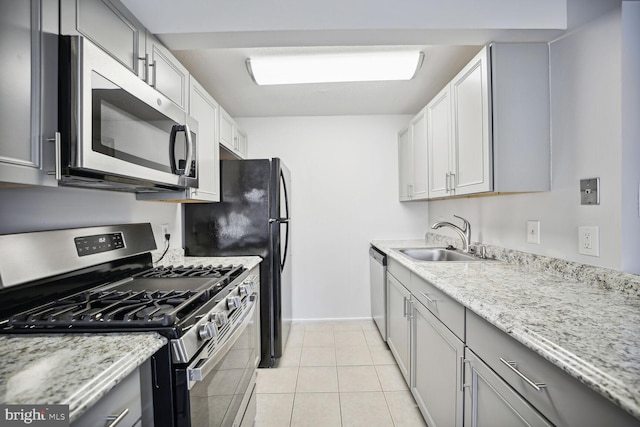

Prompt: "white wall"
[0,186,182,249]
[429,6,639,272]
[237,115,429,321]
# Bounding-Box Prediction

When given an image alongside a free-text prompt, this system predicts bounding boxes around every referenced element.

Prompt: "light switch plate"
[527,221,540,244]
[578,226,600,256]
[580,178,600,205]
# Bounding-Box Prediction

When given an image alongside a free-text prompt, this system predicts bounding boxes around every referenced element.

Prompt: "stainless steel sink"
[399,247,487,262]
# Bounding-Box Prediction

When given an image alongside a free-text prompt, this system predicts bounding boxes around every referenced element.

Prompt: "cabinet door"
[219,107,235,152]
[397,127,412,201]
[147,34,189,111]
[411,111,428,200]
[464,349,552,427]
[412,300,464,427]
[188,78,220,202]
[72,365,145,426]
[427,85,452,198]
[386,273,411,384]
[236,127,248,158]
[60,0,145,77]
[0,0,57,187]
[451,47,492,196]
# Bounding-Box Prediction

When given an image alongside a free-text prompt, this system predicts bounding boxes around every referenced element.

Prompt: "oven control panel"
[74,232,125,256]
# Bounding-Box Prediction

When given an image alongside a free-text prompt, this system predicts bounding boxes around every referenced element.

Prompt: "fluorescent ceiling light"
[246,51,424,85]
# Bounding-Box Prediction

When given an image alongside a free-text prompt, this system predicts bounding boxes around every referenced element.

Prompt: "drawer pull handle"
[106,408,129,427]
[420,292,436,303]
[499,358,546,392]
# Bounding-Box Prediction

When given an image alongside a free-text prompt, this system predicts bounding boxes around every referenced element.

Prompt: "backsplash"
[151,248,186,267]
[425,233,640,297]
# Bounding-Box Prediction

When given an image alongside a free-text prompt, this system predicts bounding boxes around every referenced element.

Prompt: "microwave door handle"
[169,124,193,176]
[183,124,193,177]
[169,125,179,174]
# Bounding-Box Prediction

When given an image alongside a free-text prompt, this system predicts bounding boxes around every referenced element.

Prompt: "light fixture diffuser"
[246,51,424,85]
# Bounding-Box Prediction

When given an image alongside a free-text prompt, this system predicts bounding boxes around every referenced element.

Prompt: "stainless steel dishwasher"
[369,246,387,341]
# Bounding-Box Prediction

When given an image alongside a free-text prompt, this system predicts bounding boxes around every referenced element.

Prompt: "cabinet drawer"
[464,348,552,427]
[72,365,143,427]
[388,257,411,285]
[466,310,639,427]
[411,273,464,340]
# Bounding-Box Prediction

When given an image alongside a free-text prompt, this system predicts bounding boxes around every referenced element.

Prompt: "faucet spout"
[430,215,471,252]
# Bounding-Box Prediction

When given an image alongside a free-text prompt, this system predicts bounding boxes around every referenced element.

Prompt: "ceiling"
[119,0,588,117]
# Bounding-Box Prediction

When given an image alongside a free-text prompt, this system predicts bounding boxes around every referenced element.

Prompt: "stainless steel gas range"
[0,223,260,427]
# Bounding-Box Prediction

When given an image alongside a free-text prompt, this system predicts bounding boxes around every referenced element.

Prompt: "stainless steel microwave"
[57,36,198,192]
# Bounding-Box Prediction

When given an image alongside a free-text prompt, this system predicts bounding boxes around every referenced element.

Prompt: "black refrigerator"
[183,158,292,368]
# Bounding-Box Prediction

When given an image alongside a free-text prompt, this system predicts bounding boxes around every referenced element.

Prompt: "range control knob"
[213,312,228,327]
[239,284,250,297]
[244,280,256,293]
[198,322,218,340]
[227,296,241,310]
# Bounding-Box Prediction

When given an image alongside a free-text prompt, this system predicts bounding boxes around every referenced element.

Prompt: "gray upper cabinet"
[61,0,189,111]
[398,109,429,202]
[219,106,249,159]
[423,43,551,199]
[60,0,145,78]
[0,0,58,187]
[146,34,190,111]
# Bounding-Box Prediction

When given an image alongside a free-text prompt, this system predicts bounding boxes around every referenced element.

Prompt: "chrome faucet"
[431,215,471,253]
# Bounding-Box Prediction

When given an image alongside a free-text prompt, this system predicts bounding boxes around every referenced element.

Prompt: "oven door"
[59,36,198,191]
[175,295,259,427]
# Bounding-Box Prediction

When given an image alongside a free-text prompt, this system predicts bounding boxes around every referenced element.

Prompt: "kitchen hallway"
[255,321,427,427]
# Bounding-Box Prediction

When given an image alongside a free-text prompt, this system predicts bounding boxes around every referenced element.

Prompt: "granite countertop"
[0,333,167,422]
[153,249,262,271]
[371,238,640,421]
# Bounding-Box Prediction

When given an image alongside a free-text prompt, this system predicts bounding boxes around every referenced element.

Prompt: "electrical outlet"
[578,226,600,256]
[527,221,540,244]
[161,223,169,238]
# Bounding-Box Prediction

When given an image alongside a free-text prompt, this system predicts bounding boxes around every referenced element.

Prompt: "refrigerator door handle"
[281,220,290,270]
[269,218,290,223]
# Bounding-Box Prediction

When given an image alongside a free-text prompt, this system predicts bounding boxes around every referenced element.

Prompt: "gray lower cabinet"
[386,271,411,385]
[72,360,153,427]
[467,310,640,427]
[463,348,552,427]
[412,299,464,427]
[380,255,640,427]
[0,0,58,187]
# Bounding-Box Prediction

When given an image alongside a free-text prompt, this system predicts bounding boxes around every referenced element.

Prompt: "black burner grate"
[136,264,243,279]
[6,264,246,329]
[9,288,209,327]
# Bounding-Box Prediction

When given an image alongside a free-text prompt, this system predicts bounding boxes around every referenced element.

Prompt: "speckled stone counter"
[0,333,167,422]
[371,239,640,421]
[152,248,262,271]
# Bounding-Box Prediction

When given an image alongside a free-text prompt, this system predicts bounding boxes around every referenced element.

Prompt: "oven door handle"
[186,296,257,389]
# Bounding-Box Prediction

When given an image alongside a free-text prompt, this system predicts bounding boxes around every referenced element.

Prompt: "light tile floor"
[255,320,428,427]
